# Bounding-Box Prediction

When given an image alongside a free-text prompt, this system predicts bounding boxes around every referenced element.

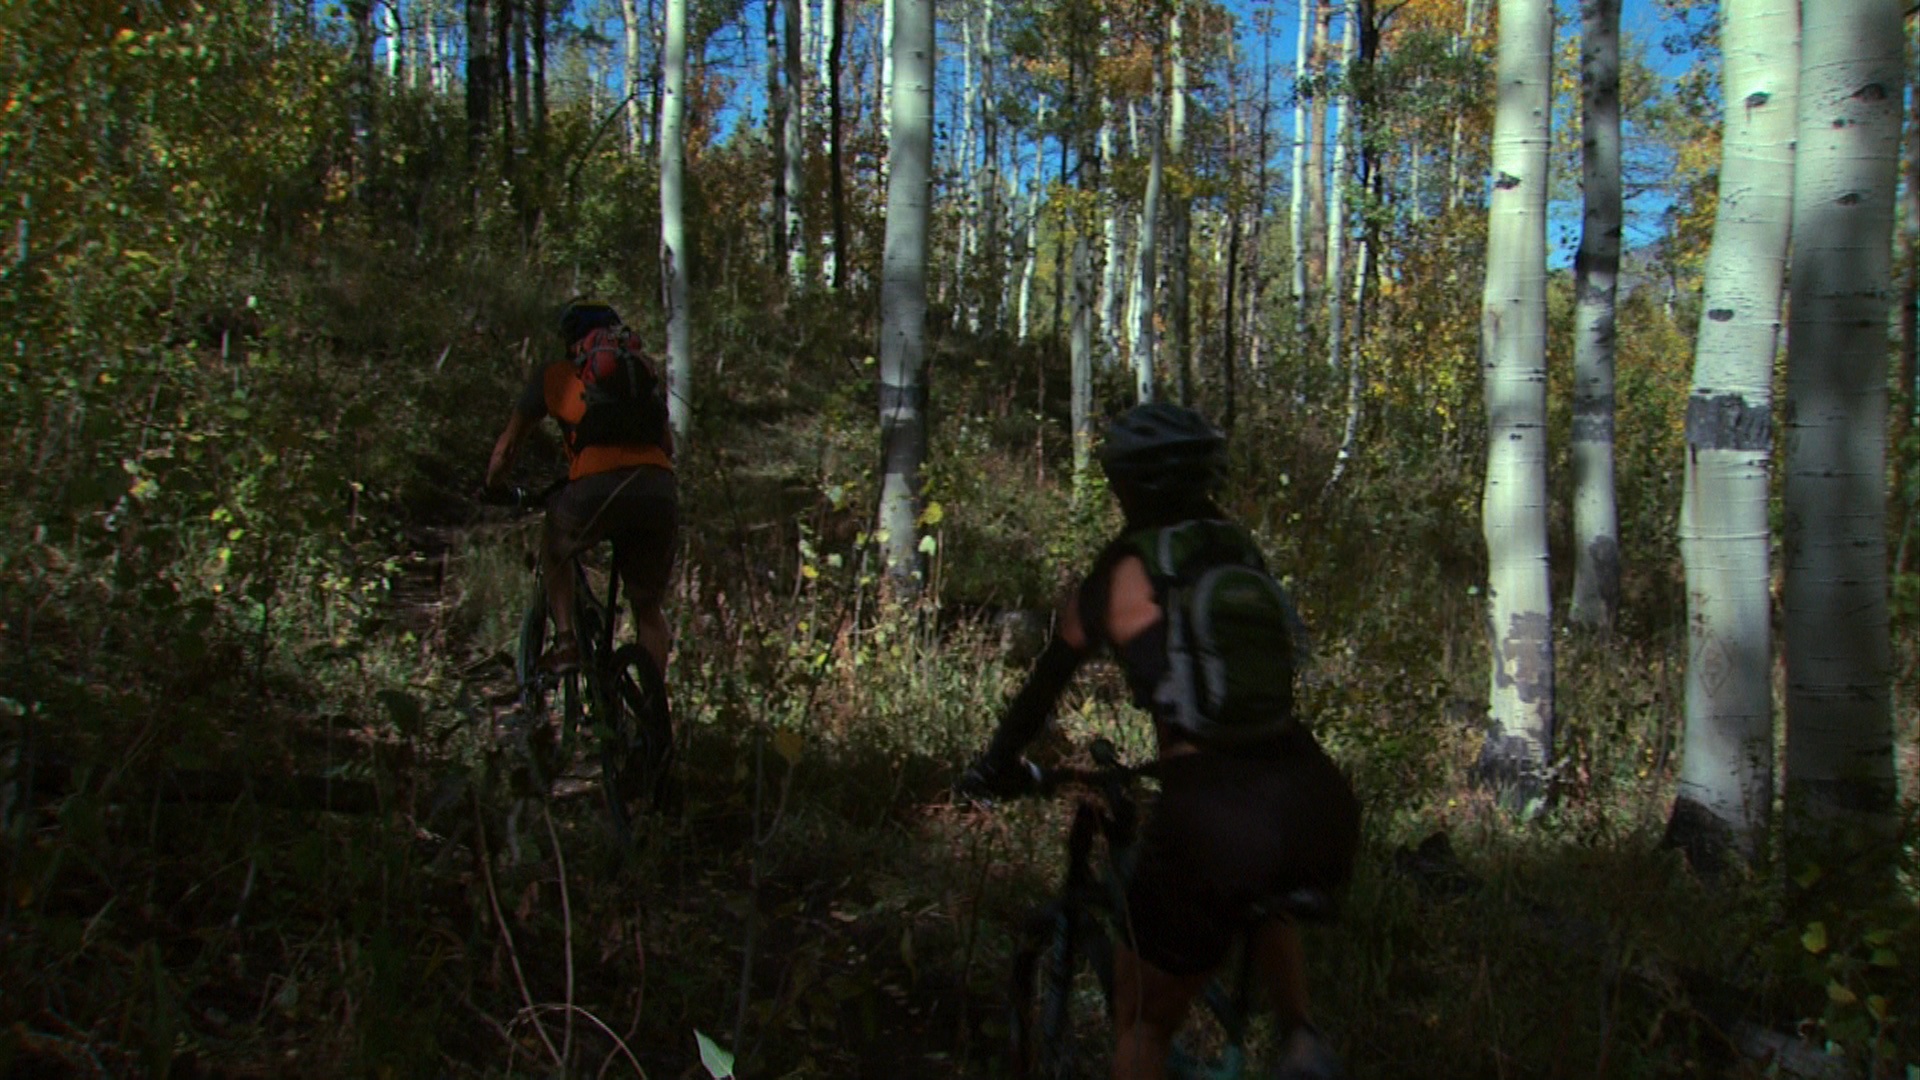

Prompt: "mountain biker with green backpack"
[960,403,1360,1080]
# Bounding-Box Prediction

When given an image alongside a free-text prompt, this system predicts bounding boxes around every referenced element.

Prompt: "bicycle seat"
[1250,886,1338,925]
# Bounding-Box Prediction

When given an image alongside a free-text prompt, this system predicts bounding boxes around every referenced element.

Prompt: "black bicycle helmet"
[559,301,622,346]
[1097,403,1227,495]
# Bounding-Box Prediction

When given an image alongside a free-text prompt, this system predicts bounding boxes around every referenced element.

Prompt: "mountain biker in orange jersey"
[485,302,677,683]
[961,404,1360,1080]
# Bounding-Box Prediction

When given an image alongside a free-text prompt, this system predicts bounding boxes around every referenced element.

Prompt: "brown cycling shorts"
[1121,728,1361,976]
[544,466,678,603]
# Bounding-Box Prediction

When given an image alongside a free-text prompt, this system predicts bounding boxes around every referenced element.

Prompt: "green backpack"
[1126,520,1311,748]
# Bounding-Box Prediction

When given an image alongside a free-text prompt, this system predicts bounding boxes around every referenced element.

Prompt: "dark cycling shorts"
[1122,728,1361,976]
[544,466,678,603]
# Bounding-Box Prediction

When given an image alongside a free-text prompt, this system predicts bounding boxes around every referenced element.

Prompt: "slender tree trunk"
[347,0,375,190]
[784,0,806,289]
[768,0,789,275]
[382,0,403,82]
[661,0,691,445]
[1325,3,1353,371]
[1477,0,1555,809]
[1133,56,1164,404]
[1448,0,1481,211]
[877,0,934,588]
[1569,0,1622,632]
[1289,0,1314,341]
[531,0,547,151]
[497,0,514,177]
[1897,17,1920,566]
[828,0,847,292]
[1249,34,1272,379]
[1168,2,1192,404]
[1667,0,1795,871]
[979,0,1001,332]
[1100,86,1123,362]
[1305,5,1331,292]
[1019,126,1042,341]
[1072,229,1096,473]
[621,0,644,153]
[513,0,530,141]
[467,0,493,168]
[956,12,977,325]
[424,0,442,92]
[1782,0,1903,859]
[880,0,893,143]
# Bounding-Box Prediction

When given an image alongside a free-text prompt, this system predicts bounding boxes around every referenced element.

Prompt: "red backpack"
[570,326,668,449]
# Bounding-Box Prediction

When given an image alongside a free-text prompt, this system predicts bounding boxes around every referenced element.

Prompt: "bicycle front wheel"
[596,644,676,842]
[1011,903,1109,1080]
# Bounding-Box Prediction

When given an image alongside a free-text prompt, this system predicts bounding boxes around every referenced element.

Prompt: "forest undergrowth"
[6,265,1917,1079]
[2,49,1917,1070]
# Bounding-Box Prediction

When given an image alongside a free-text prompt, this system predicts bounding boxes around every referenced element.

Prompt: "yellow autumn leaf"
[1826,981,1856,1007]
[772,729,803,766]
[1801,922,1828,955]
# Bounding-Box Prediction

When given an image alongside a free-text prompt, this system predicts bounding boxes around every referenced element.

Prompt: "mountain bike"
[1007,739,1338,1080]
[493,481,676,846]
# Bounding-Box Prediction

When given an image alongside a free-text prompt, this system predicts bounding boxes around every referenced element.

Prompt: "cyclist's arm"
[487,408,537,489]
[983,589,1090,763]
[487,370,552,489]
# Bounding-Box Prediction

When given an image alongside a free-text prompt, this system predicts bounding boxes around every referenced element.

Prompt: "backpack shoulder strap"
[1124,520,1257,586]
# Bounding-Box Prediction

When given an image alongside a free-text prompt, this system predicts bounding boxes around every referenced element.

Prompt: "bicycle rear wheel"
[596,643,676,842]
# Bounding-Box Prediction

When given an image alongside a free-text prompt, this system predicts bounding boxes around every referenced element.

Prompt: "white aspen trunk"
[622,0,644,154]
[799,0,813,126]
[1478,0,1555,807]
[1289,0,1314,339]
[878,0,933,587]
[1072,228,1096,474]
[1325,224,1370,492]
[1324,4,1353,371]
[1132,65,1164,403]
[1168,1,1192,402]
[382,0,403,82]
[1569,0,1622,632]
[661,0,691,446]
[1305,6,1331,291]
[1100,97,1123,362]
[1102,208,1123,363]
[1782,0,1902,853]
[979,0,1000,331]
[1448,0,1481,211]
[784,0,806,289]
[1248,37,1272,378]
[956,13,976,322]
[1019,131,1042,341]
[818,0,835,91]
[881,0,893,134]
[1669,0,1795,869]
[423,0,442,92]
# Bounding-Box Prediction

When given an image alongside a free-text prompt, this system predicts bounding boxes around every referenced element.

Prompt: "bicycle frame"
[1013,750,1264,1080]
[503,480,671,844]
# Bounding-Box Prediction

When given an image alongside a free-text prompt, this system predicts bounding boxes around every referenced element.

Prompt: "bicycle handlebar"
[480,478,567,516]
[1024,738,1153,799]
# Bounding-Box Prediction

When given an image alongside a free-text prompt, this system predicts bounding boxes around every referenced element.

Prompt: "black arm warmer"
[985,635,1085,762]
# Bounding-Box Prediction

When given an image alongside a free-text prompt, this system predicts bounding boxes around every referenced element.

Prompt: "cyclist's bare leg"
[1253,918,1340,1075]
[628,594,670,679]
[1251,918,1310,1030]
[1111,943,1207,1080]
[541,521,577,644]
